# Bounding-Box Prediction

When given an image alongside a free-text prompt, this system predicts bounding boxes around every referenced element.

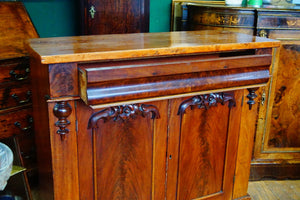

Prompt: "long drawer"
[79,51,273,106]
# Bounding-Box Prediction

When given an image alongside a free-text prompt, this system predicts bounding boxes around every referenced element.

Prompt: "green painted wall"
[22,0,80,37]
[150,0,172,32]
[21,0,171,38]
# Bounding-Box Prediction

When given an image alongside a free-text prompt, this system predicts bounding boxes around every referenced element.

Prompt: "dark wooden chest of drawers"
[0,2,38,199]
[0,58,32,138]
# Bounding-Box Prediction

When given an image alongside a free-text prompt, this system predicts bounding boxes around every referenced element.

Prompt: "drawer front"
[0,57,30,84]
[257,11,300,30]
[257,10,300,39]
[187,5,256,29]
[0,83,31,110]
[79,52,272,105]
[0,107,33,139]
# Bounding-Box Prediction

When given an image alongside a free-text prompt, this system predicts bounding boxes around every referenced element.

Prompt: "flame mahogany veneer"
[28,30,280,200]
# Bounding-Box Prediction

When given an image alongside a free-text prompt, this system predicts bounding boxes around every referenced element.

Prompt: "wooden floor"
[248,180,300,200]
[31,180,300,200]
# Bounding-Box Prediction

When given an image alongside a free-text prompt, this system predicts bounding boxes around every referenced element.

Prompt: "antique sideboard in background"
[171,2,300,180]
[27,30,279,199]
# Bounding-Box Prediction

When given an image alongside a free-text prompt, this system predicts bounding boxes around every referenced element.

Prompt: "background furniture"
[0,2,39,199]
[79,0,149,35]
[173,2,300,180]
[28,30,279,200]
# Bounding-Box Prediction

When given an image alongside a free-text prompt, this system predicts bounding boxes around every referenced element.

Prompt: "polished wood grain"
[178,2,300,180]
[0,58,30,84]
[268,43,300,148]
[28,31,279,200]
[0,3,38,199]
[80,54,272,83]
[167,90,243,200]
[91,102,165,199]
[29,56,53,200]
[176,92,240,200]
[48,101,80,200]
[27,30,279,64]
[186,4,256,35]
[0,84,31,111]
[48,63,79,98]
[80,0,149,35]
[0,107,32,139]
[0,2,38,60]
[253,11,300,179]
[232,89,260,199]
[79,53,271,106]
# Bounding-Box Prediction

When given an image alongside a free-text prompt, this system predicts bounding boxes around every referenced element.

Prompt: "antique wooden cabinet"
[27,30,279,200]
[0,2,38,199]
[79,0,149,35]
[175,2,300,180]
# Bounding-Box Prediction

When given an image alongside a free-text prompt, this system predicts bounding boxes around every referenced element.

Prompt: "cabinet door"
[80,0,149,35]
[77,100,168,200]
[166,91,243,200]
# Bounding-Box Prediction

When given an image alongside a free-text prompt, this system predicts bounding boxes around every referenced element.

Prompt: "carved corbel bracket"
[88,103,160,129]
[53,101,72,140]
[178,92,236,115]
[247,88,258,110]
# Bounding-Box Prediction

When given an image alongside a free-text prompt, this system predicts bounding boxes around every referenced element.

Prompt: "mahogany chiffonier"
[174,2,300,180]
[79,0,149,35]
[27,30,279,200]
[0,2,38,199]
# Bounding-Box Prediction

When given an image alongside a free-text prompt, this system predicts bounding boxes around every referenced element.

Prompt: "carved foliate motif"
[199,12,252,27]
[88,104,160,129]
[53,101,72,140]
[178,92,236,115]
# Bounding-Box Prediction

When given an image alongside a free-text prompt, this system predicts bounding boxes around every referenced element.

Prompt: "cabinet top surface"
[28,30,280,64]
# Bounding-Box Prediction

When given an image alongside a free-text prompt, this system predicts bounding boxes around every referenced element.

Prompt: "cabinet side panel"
[267,44,300,148]
[177,104,230,199]
[30,57,53,200]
